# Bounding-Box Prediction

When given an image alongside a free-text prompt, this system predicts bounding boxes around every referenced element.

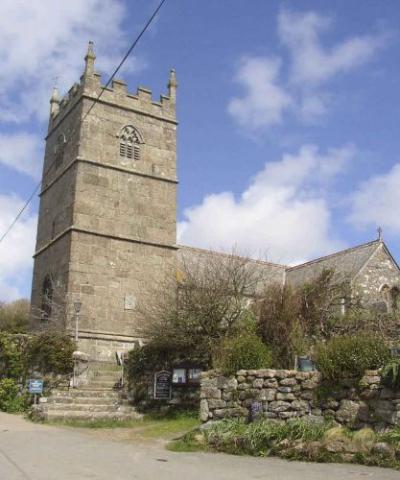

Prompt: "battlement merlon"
[48,41,177,133]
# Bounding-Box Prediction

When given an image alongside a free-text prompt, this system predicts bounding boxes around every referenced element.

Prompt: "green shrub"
[26,332,75,376]
[381,425,400,447]
[382,358,400,390]
[0,333,26,380]
[0,299,30,333]
[0,378,27,412]
[213,334,272,375]
[314,335,390,383]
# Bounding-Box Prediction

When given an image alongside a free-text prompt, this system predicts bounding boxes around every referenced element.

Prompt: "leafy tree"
[26,332,75,376]
[0,299,30,333]
[0,333,27,380]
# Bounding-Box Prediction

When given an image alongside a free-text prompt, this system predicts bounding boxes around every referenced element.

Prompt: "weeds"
[170,418,400,471]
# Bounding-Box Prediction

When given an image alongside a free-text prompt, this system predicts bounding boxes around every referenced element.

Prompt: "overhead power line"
[0,0,168,245]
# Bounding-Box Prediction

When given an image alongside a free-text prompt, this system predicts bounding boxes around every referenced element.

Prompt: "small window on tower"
[41,275,53,321]
[119,125,142,161]
[54,133,66,169]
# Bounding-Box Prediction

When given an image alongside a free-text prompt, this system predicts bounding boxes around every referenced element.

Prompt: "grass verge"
[46,411,200,440]
[168,418,400,470]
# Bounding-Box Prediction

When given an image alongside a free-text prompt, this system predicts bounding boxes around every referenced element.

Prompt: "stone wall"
[355,244,400,306]
[200,369,400,428]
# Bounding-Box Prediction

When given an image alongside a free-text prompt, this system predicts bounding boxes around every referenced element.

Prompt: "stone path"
[0,412,399,480]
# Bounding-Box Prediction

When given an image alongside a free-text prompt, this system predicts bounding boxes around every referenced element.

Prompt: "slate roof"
[177,245,286,288]
[178,240,399,289]
[285,240,383,286]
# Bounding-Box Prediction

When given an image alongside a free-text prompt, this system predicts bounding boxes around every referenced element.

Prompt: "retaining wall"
[200,369,400,428]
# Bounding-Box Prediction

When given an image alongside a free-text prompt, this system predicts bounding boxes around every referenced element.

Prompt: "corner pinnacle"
[84,41,96,76]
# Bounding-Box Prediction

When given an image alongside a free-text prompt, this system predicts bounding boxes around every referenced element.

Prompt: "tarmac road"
[0,411,399,480]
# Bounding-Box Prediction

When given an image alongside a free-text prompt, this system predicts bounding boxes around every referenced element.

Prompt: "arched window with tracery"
[119,125,142,161]
[41,275,53,321]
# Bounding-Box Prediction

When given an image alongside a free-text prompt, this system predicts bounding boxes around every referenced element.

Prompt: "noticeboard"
[154,371,171,400]
[29,379,44,394]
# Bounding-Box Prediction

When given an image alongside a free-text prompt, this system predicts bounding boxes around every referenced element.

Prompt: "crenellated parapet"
[48,41,177,133]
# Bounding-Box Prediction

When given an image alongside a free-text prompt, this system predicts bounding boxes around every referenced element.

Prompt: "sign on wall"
[28,379,43,395]
[154,370,171,400]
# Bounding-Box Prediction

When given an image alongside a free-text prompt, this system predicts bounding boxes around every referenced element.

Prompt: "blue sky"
[1,0,400,301]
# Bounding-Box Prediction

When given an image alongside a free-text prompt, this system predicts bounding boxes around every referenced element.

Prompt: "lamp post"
[74,299,82,344]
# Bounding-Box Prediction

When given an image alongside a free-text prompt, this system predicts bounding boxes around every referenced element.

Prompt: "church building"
[30,43,400,361]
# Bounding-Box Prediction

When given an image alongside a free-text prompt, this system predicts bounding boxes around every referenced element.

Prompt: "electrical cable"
[0,0,168,245]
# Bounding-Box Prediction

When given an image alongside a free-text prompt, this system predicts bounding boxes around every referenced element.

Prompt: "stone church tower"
[30,42,178,360]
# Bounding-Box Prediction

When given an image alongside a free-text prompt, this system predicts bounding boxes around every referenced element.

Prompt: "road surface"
[0,412,399,480]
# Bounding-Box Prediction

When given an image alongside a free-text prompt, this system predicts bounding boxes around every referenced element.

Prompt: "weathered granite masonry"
[31,42,178,360]
[200,369,400,429]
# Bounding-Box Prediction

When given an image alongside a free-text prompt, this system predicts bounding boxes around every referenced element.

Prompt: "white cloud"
[0,133,43,179]
[0,0,142,124]
[228,57,292,129]
[0,194,37,301]
[228,10,387,130]
[349,163,400,232]
[278,10,386,86]
[178,145,353,264]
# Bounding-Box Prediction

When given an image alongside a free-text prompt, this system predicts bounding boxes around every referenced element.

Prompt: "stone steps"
[90,363,121,373]
[44,410,141,421]
[35,362,140,422]
[83,381,118,388]
[92,375,120,382]
[51,389,119,399]
[47,396,118,405]
[44,404,121,412]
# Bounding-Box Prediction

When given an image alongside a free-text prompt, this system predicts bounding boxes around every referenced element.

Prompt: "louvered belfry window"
[119,125,141,160]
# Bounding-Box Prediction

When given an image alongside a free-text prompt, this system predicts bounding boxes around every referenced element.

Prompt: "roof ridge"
[286,239,381,272]
[177,244,286,268]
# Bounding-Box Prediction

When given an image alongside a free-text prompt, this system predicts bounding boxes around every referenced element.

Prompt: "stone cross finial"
[84,41,96,77]
[377,226,383,241]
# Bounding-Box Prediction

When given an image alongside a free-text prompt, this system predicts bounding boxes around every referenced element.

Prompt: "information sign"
[29,379,43,395]
[154,371,171,400]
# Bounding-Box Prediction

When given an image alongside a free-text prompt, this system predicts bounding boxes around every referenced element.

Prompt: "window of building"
[41,275,53,321]
[380,284,391,313]
[172,366,202,386]
[390,286,400,312]
[54,133,66,169]
[188,368,202,383]
[172,368,186,384]
[119,125,142,161]
[340,297,346,316]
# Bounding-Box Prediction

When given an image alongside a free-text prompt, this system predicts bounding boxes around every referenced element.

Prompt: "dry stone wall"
[200,369,400,429]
